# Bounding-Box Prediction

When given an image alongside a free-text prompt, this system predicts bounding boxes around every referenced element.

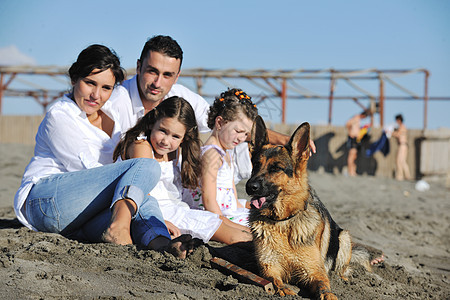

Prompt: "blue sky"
[0,0,449,129]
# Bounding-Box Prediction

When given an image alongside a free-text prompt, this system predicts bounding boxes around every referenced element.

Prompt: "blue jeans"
[25,158,170,247]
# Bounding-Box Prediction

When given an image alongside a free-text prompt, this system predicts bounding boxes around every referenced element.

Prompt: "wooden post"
[196,76,203,96]
[281,79,287,124]
[0,73,3,115]
[379,75,385,128]
[328,70,335,125]
[424,70,429,129]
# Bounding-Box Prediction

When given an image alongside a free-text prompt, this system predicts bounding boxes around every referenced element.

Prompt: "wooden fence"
[0,116,43,145]
[1,116,449,182]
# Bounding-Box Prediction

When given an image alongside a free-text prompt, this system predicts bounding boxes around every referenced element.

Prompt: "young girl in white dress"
[113,96,251,244]
[185,89,258,226]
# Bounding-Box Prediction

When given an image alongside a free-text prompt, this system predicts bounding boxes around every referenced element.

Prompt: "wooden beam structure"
[1,66,448,129]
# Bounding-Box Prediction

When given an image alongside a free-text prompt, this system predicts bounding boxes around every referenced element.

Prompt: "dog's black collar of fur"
[260,197,308,223]
[264,211,300,222]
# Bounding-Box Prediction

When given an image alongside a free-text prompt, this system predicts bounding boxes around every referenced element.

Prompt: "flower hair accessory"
[234,89,256,108]
[216,88,257,109]
[188,125,198,132]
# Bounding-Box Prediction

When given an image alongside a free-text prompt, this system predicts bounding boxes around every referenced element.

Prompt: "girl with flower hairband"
[114,96,253,247]
[184,88,258,226]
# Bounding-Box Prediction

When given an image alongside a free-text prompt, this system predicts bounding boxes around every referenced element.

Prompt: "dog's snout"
[246,179,261,195]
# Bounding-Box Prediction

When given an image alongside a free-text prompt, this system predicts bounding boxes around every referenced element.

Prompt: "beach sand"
[0,143,448,299]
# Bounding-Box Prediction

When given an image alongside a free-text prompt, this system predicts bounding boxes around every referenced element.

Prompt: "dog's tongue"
[251,197,266,209]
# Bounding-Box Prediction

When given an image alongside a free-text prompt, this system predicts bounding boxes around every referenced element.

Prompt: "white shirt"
[109,75,210,133]
[14,95,122,230]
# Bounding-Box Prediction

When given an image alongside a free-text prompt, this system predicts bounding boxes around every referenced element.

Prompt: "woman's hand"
[165,220,181,239]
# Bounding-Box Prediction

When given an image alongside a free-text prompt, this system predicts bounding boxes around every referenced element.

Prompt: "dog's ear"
[249,115,269,155]
[286,122,310,162]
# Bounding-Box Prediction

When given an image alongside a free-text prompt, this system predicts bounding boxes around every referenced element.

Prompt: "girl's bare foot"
[102,198,136,245]
[101,225,133,245]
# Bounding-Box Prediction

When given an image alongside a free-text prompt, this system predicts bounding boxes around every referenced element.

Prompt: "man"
[345,111,368,176]
[110,35,209,134]
[391,114,410,181]
[110,35,306,181]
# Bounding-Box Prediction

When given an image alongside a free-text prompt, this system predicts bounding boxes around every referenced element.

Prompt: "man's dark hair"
[139,35,183,69]
[395,114,404,122]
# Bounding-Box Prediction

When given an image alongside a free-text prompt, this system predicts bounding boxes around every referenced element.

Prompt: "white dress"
[184,145,249,226]
[149,149,222,242]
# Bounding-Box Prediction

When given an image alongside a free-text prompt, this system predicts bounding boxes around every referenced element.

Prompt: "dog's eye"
[269,164,283,173]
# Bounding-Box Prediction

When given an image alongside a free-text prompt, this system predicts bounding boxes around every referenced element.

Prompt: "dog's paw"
[278,288,297,297]
[275,286,297,296]
[319,291,338,300]
[272,280,297,296]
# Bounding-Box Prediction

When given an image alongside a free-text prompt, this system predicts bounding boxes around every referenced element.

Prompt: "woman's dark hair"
[114,96,201,189]
[395,114,404,122]
[68,44,125,85]
[207,88,258,129]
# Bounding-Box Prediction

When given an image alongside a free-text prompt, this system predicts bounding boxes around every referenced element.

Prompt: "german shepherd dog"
[246,116,376,299]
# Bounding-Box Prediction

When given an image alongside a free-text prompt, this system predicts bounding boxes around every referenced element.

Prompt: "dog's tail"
[351,242,384,272]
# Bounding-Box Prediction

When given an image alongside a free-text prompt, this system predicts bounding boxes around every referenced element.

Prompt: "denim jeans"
[25,158,170,247]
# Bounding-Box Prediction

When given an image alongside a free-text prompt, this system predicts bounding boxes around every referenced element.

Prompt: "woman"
[392,114,411,181]
[14,44,192,257]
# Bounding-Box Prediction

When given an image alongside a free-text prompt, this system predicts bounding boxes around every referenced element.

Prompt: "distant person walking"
[392,114,411,181]
[345,111,369,176]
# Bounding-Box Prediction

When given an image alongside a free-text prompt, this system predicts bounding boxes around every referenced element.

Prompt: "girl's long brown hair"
[113,96,201,189]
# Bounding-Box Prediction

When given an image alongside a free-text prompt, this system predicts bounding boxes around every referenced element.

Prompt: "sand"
[0,143,448,299]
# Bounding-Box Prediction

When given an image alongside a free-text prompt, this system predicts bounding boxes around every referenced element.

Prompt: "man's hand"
[309,139,316,156]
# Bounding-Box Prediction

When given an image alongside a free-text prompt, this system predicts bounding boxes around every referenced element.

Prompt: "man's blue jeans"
[25,158,170,247]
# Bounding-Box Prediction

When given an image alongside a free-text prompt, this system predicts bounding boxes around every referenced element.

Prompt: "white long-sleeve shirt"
[109,75,211,133]
[14,94,122,230]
